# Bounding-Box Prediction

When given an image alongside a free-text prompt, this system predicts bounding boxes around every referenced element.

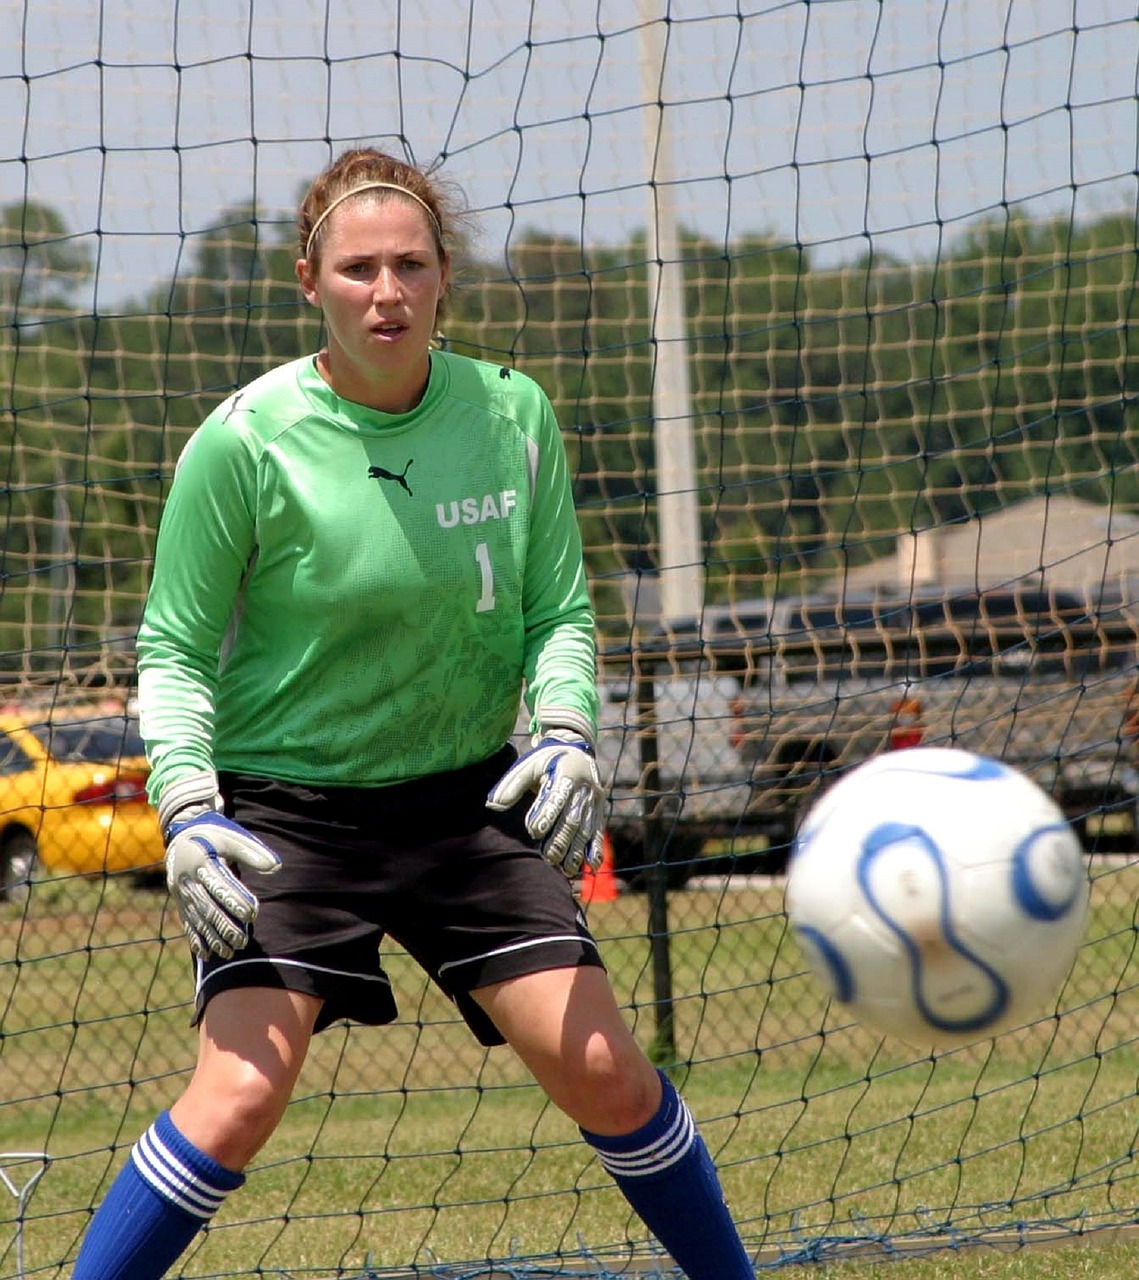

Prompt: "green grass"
[766,1239,1139,1279]
[1,860,1137,1278]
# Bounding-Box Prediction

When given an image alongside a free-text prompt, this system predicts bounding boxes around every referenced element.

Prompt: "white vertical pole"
[639,0,704,623]
[49,463,73,665]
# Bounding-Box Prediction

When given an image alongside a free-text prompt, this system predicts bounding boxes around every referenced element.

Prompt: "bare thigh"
[472,965,661,1136]
[170,986,323,1171]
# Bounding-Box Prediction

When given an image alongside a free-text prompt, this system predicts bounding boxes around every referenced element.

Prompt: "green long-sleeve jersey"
[137,349,598,801]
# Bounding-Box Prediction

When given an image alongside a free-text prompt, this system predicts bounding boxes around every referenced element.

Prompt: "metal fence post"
[0,1151,48,1280]
[636,658,678,1066]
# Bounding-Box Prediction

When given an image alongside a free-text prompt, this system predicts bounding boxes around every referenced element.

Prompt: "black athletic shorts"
[196,745,604,1046]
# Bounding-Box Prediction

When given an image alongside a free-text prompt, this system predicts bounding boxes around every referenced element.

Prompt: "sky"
[1,0,1137,308]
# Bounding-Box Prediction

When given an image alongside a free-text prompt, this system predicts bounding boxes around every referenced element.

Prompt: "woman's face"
[296,194,449,413]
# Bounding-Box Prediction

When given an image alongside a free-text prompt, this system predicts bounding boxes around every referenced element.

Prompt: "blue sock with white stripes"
[581,1070,753,1279]
[73,1110,244,1280]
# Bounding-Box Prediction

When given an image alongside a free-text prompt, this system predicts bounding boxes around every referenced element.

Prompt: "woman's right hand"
[159,772,281,958]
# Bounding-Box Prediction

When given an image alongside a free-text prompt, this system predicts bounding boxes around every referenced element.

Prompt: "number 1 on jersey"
[475,541,496,612]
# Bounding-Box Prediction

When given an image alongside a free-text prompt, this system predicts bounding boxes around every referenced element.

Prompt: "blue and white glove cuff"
[157,770,223,836]
[535,709,596,751]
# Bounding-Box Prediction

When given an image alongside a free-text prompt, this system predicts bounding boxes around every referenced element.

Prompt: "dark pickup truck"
[594,586,1139,887]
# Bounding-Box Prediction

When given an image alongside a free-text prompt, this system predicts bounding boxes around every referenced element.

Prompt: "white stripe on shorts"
[436,932,599,978]
[196,955,393,999]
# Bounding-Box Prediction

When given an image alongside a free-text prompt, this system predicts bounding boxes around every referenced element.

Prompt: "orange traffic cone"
[581,832,620,903]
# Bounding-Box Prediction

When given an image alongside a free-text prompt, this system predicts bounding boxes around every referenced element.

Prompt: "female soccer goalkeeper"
[72,147,753,1280]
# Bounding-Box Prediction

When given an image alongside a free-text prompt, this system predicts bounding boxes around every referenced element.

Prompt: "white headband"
[304,181,441,258]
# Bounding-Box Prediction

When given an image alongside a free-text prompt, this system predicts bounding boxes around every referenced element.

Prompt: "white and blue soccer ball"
[786,747,1089,1048]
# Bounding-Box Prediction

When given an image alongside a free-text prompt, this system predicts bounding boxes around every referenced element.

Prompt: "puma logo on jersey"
[436,490,518,527]
[368,459,414,496]
[222,392,255,423]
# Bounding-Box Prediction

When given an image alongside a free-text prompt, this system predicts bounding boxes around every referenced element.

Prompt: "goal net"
[3,1,1139,1276]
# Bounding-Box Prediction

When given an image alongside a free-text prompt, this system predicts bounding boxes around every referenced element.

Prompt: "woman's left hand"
[487,730,604,877]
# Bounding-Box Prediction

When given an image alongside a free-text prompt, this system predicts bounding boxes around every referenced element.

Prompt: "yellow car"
[0,708,163,901]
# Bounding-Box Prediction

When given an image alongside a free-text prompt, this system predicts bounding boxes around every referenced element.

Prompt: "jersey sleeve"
[520,391,600,741]
[136,405,260,801]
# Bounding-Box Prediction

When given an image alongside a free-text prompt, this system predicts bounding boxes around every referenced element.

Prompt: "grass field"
[1,858,1137,1278]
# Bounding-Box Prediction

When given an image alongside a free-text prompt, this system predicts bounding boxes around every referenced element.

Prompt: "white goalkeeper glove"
[487,728,604,877]
[158,771,281,960]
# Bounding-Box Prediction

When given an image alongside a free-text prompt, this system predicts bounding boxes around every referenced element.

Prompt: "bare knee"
[168,987,319,1171]
[560,1040,663,1136]
[482,967,664,1136]
[172,1057,292,1170]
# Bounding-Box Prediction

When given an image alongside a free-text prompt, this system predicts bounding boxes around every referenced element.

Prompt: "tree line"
[1,196,1137,681]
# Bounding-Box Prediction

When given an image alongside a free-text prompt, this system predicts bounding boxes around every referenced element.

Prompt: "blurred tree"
[3,197,1138,670]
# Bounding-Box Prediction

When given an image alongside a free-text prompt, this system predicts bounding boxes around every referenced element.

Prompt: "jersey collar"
[296,349,450,435]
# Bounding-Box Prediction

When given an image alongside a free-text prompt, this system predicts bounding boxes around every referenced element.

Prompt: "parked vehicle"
[596,586,1139,887]
[0,708,162,901]
[595,670,763,887]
